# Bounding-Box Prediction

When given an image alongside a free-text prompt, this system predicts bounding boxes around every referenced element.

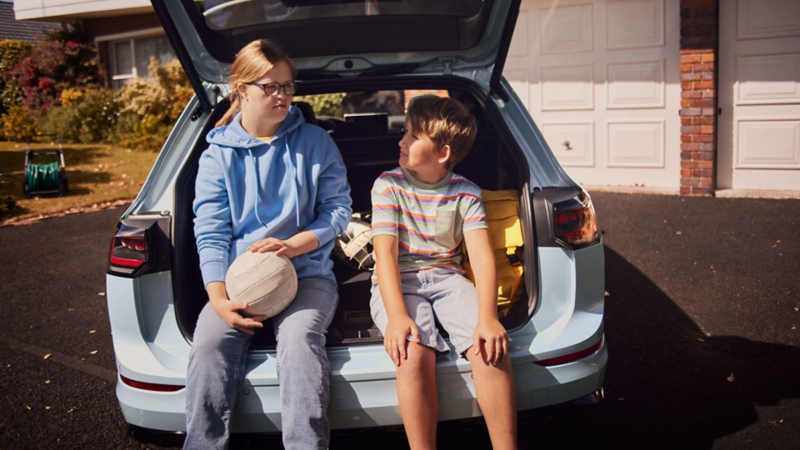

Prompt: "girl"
[185,39,352,449]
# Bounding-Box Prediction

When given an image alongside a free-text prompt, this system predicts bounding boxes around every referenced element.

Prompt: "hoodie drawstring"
[248,136,302,233]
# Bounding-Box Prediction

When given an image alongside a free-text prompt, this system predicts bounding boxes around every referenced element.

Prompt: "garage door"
[718,0,800,191]
[505,0,681,190]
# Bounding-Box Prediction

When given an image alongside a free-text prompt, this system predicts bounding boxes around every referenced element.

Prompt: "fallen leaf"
[89,330,96,334]
[45,406,51,410]
[26,405,31,410]
[697,338,705,342]
[43,354,51,360]
[727,373,735,382]
[97,292,105,296]
[676,231,682,235]
[90,350,98,355]
[67,408,75,413]
[45,380,50,384]
[68,308,75,312]
[604,291,610,297]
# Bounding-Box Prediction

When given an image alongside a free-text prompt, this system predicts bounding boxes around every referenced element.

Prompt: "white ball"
[225,251,298,318]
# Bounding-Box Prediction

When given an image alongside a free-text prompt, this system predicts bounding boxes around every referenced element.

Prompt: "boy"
[370,97,517,450]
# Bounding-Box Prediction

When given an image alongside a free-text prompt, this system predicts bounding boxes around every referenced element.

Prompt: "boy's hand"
[384,315,421,366]
[473,318,510,365]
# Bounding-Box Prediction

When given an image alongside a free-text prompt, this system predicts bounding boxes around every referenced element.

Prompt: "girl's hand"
[473,318,510,365]
[248,237,299,258]
[211,299,267,335]
[384,315,420,366]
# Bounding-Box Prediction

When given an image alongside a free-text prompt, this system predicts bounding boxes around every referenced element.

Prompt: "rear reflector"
[119,374,183,392]
[534,337,603,366]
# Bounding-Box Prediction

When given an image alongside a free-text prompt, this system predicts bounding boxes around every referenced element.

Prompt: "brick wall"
[679,0,719,196]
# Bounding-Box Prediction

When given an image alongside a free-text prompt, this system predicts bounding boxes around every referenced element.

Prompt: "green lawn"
[0,140,158,225]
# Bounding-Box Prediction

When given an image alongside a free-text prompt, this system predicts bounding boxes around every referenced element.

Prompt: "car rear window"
[196,0,484,31]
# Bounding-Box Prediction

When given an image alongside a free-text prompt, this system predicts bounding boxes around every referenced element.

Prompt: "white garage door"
[505,0,681,190]
[718,0,800,191]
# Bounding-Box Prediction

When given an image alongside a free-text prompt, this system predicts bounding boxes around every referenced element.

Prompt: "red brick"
[681,169,692,178]
[702,107,716,116]
[693,80,714,89]
[681,178,700,187]
[680,186,692,195]
[680,64,692,73]
[698,178,713,188]
[701,53,715,63]
[701,143,716,151]
[681,161,702,169]
[681,108,701,117]
[700,125,714,134]
[693,169,713,177]
[701,89,716,98]
[699,116,715,125]
[681,134,693,142]
[681,55,702,65]
[700,161,714,169]
[701,71,714,81]
[681,36,703,46]
[681,72,702,81]
[698,134,715,143]
[692,63,714,71]
[682,143,702,151]
[693,151,715,160]
[681,117,694,126]
[681,126,702,134]
[682,91,703,99]
[699,99,715,108]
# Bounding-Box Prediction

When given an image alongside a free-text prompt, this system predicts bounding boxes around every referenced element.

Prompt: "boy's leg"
[370,274,449,450]
[397,341,438,450]
[466,350,517,450]
[185,301,254,450]
[429,269,517,450]
[273,277,338,450]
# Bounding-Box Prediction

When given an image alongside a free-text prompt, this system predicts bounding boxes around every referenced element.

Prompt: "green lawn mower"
[23,134,69,197]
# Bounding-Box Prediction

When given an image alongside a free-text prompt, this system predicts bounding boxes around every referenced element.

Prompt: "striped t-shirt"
[370,167,487,282]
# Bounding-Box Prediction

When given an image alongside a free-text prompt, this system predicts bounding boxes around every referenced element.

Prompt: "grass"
[0,140,158,225]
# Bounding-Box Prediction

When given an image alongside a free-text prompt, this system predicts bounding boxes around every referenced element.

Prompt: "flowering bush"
[0,40,33,115]
[10,26,100,114]
[116,58,193,151]
[0,105,38,141]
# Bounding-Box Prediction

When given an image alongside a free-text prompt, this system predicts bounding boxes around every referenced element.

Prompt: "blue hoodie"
[193,106,352,286]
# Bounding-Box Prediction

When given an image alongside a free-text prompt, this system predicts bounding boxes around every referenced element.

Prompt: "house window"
[110,34,175,89]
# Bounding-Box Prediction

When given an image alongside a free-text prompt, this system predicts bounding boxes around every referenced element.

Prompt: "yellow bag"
[462,189,525,315]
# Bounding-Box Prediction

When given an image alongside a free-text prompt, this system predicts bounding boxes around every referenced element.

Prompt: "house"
[15,0,800,196]
[14,0,175,89]
[0,0,58,42]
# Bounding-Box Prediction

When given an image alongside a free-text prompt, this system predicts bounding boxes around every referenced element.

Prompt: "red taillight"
[534,337,604,366]
[553,194,600,249]
[110,235,147,268]
[119,374,183,392]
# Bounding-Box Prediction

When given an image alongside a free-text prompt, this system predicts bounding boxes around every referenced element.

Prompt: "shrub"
[0,195,16,217]
[11,25,100,114]
[116,58,193,151]
[0,40,34,115]
[38,89,120,143]
[294,93,346,117]
[0,105,38,141]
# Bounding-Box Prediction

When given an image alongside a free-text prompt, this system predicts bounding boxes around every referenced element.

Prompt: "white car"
[106,0,606,443]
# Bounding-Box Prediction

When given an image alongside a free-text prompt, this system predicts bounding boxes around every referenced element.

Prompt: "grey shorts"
[370,267,479,355]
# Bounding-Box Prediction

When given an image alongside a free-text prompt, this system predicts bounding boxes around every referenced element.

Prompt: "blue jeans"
[184,277,338,450]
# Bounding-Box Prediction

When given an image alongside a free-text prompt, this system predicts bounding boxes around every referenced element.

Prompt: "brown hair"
[407,97,477,170]
[215,39,297,128]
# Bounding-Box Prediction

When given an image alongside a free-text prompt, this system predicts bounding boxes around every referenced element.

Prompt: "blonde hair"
[407,97,477,170]
[215,39,297,128]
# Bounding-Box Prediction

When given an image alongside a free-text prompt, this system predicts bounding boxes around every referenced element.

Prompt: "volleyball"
[225,251,298,318]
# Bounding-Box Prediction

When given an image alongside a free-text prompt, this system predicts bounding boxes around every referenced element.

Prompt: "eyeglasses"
[247,81,298,97]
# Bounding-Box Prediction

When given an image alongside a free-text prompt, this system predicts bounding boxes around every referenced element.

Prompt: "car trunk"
[171,76,536,349]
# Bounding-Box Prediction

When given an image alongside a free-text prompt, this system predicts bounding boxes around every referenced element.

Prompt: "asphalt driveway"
[0,192,798,449]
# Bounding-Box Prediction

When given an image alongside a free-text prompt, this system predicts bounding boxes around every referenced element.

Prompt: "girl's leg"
[396,341,438,450]
[273,277,338,450]
[465,350,517,450]
[184,301,254,450]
